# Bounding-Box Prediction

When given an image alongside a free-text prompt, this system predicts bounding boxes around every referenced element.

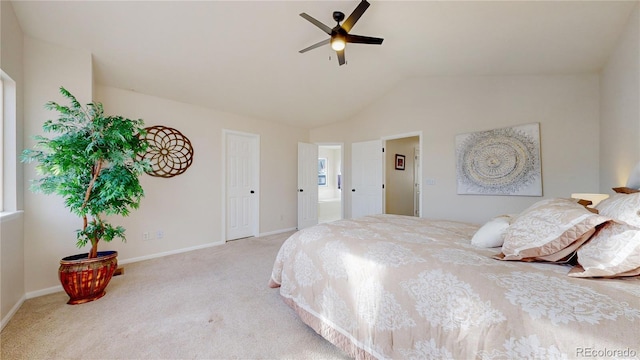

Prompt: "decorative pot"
[58,251,118,305]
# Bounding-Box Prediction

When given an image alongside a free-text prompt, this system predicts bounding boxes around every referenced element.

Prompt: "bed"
[269,197,640,359]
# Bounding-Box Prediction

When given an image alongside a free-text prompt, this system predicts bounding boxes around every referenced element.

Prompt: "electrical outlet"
[143,232,151,241]
[156,230,164,239]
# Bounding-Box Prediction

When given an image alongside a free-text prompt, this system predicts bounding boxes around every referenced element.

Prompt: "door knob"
[250,190,255,194]
[352,189,356,192]
[299,189,304,192]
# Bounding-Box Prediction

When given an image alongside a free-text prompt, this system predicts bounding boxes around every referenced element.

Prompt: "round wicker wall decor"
[140,125,194,178]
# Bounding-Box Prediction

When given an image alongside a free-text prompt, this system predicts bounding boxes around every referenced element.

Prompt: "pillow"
[500,198,610,262]
[471,215,512,248]
[569,221,640,278]
[596,192,640,227]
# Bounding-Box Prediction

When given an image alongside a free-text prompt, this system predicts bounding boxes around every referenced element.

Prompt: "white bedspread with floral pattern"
[269,214,640,360]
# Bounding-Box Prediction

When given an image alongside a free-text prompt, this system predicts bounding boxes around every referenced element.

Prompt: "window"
[0,70,17,214]
[0,76,4,212]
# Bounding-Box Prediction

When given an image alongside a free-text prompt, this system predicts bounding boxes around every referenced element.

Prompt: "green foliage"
[21,87,151,257]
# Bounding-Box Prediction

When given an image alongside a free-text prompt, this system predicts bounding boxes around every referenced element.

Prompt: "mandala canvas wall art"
[456,123,542,196]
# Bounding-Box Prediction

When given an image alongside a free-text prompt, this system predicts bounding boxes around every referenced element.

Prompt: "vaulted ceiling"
[10,0,637,129]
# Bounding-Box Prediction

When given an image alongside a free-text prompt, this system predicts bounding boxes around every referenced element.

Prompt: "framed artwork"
[318,174,327,186]
[318,158,327,175]
[395,154,405,170]
[455,122,542,196]
[318,158,327,186]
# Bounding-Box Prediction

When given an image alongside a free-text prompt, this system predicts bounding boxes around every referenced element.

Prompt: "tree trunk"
[89,240,98,259]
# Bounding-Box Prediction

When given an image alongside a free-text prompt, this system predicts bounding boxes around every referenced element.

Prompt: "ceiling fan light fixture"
[299,0,382,65]
[331,37,346,51]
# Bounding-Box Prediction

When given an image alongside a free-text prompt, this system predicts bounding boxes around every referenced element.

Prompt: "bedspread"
[269,214,640,360]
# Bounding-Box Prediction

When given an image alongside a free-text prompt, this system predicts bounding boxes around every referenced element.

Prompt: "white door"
[297,142,318,229]
[226,132,259,240]
[351,140,383,218]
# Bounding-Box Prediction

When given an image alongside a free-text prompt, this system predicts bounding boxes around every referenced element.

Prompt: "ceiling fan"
[299,0,384,66]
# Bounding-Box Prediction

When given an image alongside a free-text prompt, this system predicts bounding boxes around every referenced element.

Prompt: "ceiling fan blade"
[299,38,331,53]
[299,13,332,35]
[341,0,370,33]
[345,34,383,45]
[337,49,346,66]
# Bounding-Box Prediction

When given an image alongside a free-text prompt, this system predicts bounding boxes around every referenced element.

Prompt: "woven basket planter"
[58,251,118,305]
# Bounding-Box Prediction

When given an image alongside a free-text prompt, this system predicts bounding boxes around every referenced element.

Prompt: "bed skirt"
[281,296,376,360]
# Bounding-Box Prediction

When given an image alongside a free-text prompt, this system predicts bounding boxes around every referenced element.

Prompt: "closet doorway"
[318,144,343,223]
[384,135,421,217]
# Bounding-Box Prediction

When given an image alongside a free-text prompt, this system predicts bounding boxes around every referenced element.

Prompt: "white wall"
[1,0,25,327]
[600,3,640,190]
[20,36,308,294]
[310,75,601,224]
[95,86,307,261]
[1,0,23,211]
[22,36,94,294]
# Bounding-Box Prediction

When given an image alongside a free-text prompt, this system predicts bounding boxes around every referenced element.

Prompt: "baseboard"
[26,285,64,299]
[259,227,297,237]
[1,294,26,331]
[119,241,225,265]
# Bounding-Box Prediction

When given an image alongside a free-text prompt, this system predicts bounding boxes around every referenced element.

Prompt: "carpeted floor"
[0,231,351,360]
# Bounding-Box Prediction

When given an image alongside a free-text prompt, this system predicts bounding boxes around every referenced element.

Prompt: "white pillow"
[569,221,640,278]
[500,198,609,262]
[471,215,511,248]
[596,193,640,227]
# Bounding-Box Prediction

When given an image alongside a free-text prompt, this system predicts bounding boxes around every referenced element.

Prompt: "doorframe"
[316,142,345,222]
[381,131,423,217]
[222,129,260,242]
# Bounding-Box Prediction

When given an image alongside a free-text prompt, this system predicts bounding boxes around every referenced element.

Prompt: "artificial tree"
[22,87,150,303]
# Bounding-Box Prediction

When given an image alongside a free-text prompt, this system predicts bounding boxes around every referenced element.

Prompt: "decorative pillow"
[471,215,512,248]
[569,221,640,278]
[596,192,640,227]
[500,198,610,262]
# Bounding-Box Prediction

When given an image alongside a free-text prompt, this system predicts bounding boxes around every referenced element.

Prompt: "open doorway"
[385,135,420,217]
[318,144,343,223]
